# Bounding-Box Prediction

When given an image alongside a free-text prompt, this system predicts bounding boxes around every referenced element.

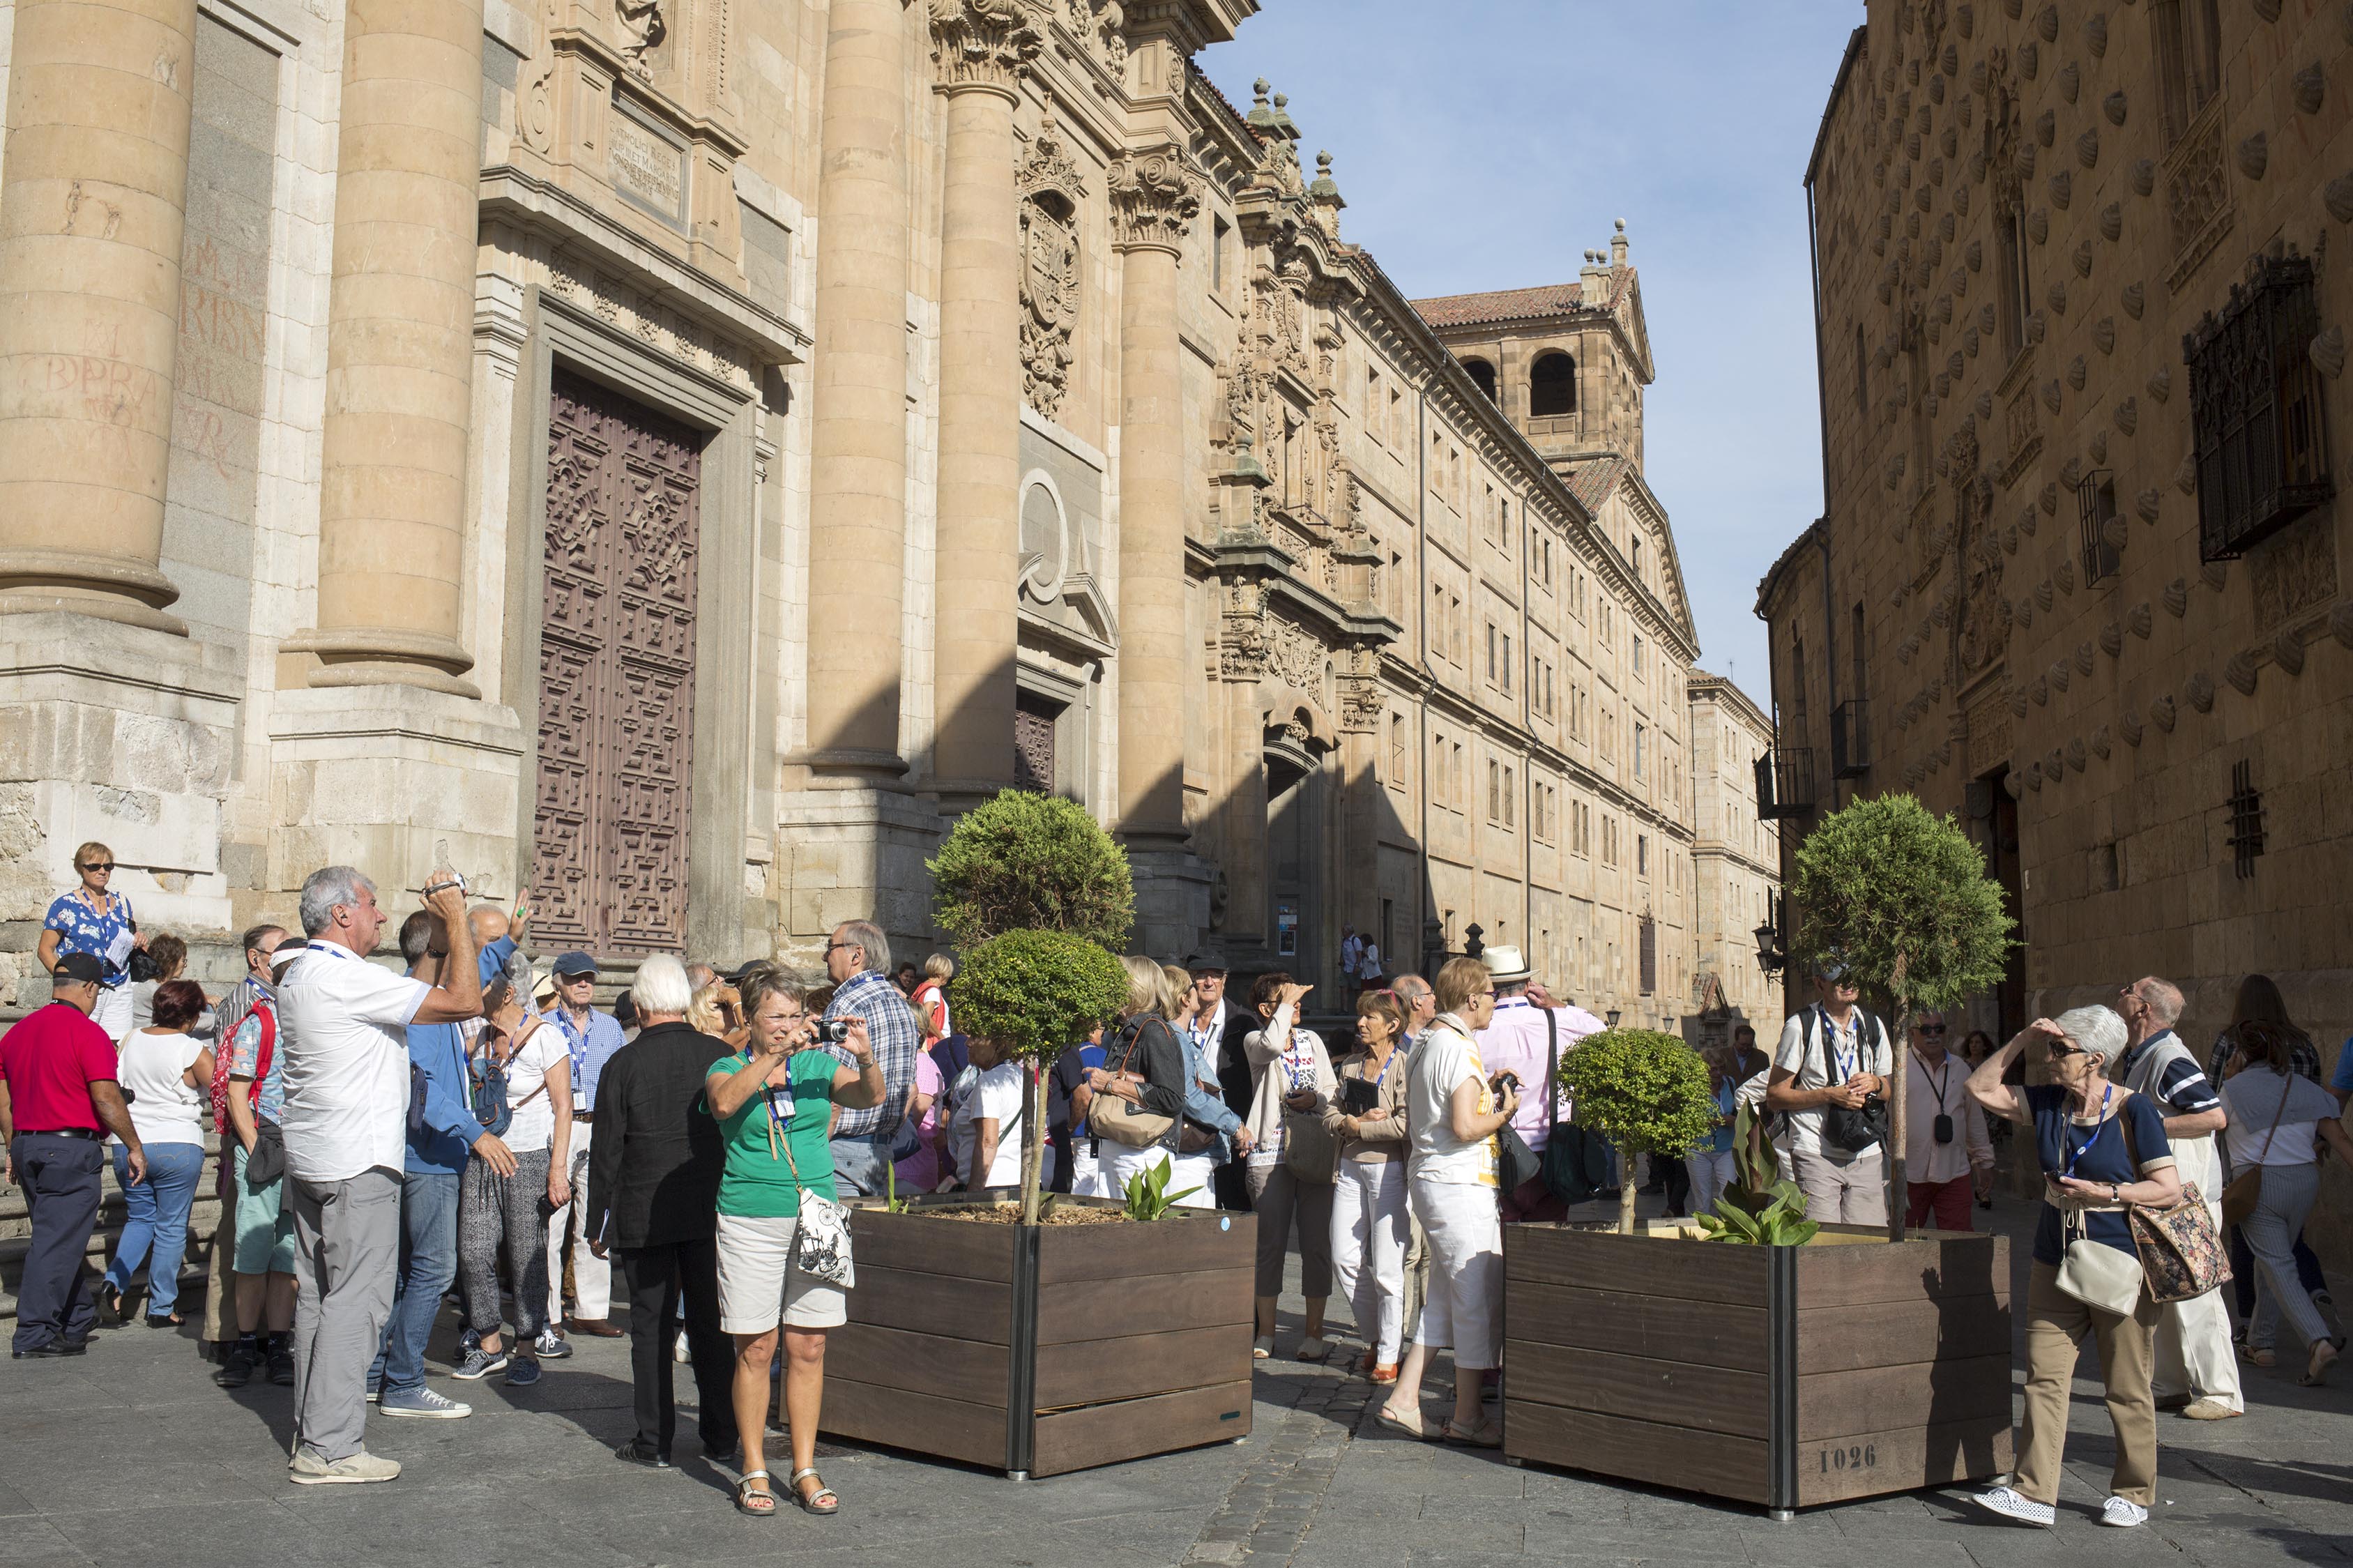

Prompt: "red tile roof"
[1560,455,1630,512]
[1412,282,1592,328]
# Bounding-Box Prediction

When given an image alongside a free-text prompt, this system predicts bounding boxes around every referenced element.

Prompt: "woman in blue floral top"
[39,839,144,1038]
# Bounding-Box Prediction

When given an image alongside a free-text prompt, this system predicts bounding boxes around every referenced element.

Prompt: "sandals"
[1443,1416,1503,1448]
[2303,1341,2340,1387]
[2241,1344,2277,1369]
[789,1468,839,1516]
[733,1471,776,1516]
[1376,1403,1431,1440]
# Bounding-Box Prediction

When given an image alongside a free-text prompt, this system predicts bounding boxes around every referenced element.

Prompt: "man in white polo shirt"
[275,863,482,1485]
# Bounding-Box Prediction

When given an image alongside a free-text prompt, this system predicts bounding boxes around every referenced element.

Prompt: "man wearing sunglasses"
[2114,976,2241,1423]
[1901,1012,1994,1232]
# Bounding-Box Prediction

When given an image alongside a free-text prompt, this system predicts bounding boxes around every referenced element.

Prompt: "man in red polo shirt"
[1,952,146,1357]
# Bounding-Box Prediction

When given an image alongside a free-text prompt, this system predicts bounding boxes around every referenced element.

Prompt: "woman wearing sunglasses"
[38,840,146,1039]
[1965,1007,2181,1530]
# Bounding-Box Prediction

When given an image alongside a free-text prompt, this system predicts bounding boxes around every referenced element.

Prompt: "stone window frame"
[505,285,767,960]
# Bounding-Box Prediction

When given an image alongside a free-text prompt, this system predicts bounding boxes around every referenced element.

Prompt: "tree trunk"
[1887,998,1911,1243]
[1617,1141,1638,1235]
[1019,1061,1044,1226]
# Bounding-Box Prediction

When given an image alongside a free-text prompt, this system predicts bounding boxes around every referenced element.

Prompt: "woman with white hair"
[1966,1005,2182,1530]
[1081,956,1191,1203]
[586,953,740,1470]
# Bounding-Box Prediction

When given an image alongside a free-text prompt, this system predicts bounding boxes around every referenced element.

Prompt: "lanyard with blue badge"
[762,1060,796,1162]
[2060,1085,2114,1182]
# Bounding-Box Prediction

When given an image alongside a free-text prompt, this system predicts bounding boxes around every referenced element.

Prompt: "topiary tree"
[1788,793,2016,1240]
[952,928,1131,1224]
[929,789,1134,949]
[1557,1028,1721,1235]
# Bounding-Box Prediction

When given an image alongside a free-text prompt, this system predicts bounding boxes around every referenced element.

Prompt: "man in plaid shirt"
[822,920,920,1196]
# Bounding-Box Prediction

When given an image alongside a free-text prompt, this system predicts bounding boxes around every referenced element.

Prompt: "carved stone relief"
[1016,116,1085,420]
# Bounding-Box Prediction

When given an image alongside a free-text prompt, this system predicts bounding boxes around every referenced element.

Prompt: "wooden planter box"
[1502,1224,2013,1514]
[820,1197,1256,1479]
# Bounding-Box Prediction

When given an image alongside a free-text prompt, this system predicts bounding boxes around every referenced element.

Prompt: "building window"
[1464,357,1498,403]
[1502,632,1512,692]
[1632,634,1644,681]
[2185,250,2334,561]
[1389,386,1403,446]
[1639,915,1657,994]
[1486,621,1497,682]
[1997,203,2031,360]
[2078,472,2122,584]
[1503,766,1516,828]
[1364,367,1382,442]
[2152,0,2223,146]
[1854,321,1868,415]
[1389,713,1408,789]
[1635,722,1647,779]
[1637,832,1649,877]
[1487,759,1500,822]
[1212,215,1230,293]
[1530,351,1576,417]
[1452,741,1465,806]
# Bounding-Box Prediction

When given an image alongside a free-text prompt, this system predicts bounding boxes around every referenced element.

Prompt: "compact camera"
[811,1018,855,1044]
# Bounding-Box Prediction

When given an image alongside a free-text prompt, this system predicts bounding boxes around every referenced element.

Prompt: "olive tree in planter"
[1786,793,2015,1241]
[1554,1027,1720,1235]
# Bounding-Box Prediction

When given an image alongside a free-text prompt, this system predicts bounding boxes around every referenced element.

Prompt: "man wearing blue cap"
[1765,959,1893,1226]
[542,952,626,1337]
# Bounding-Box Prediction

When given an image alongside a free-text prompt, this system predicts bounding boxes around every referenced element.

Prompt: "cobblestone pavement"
[1,1196,2345,1567]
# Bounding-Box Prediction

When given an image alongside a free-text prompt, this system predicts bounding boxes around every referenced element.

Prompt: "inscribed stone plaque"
[609,102,686,225]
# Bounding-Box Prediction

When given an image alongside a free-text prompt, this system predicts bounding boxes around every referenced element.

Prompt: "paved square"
[1,1200,2343,1567]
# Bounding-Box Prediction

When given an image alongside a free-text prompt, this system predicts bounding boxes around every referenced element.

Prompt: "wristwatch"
[2110,1182,2121,1203]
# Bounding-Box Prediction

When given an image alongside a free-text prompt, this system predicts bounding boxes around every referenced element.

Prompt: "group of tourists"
[6,842,2350,1530]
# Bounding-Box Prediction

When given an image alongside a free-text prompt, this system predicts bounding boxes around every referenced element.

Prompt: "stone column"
[801,0,911,780]
[927,0,1037,802]
[0,0,202,633]
[1111,144,1201,844]
[283,0,487,694]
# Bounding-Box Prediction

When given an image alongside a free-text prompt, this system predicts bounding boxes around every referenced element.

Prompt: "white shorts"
[716,1212,849,1334]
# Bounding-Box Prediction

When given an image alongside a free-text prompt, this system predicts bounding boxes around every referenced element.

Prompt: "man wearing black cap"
[542,951,626,1337]
[1,953,146,1357]
[1766,959,1893,1226]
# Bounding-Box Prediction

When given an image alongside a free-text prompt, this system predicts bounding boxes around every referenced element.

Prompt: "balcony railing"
[1755,746,1818,821]
[1831,699,1871,780]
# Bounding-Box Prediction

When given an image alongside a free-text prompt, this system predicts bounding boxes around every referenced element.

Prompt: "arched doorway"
[1264,730,1320,972]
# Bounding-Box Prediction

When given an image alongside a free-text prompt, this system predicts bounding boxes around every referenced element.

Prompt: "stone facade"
[1765,5,2353,1258]
[0,0,1705,1025]
[1684,670,1782,1042]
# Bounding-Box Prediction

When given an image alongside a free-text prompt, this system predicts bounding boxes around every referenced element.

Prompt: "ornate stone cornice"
[1109,143,1203,255]
[929,0,1042,97]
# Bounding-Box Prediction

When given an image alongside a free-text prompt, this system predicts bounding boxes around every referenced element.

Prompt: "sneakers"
[2100,1496,2149,1528]
[505,1354,542,1389]
[673,1330,690,1364]
[2180,1398,2241,1420]
[533,1327,573,1360]
[1973,1486,2055,1528]
[267,1337,296,1387]
[289,1447,402,1486]
[378,1385,471,1419]
[457,1325,482,1355]
[451,1347,510,1380]
[1251,1335,1274,1360]
[214,1339,259,1389]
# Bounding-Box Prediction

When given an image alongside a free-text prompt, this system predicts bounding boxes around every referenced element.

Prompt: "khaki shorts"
[716,1212,848,1334]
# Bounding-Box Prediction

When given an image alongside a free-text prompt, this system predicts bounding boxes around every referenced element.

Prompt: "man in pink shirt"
[1470,947,1605,1223]
[1,953,146,1357]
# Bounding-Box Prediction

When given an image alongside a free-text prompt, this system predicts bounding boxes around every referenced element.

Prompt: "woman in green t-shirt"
[703,970,882,1518]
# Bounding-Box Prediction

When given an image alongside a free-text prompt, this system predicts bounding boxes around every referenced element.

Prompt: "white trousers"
[1331,1158,1409,1362]
[545,1120,610,1323]
[1171,1151,1221,1210]
[1409,1175,1502,1370]
[1095,1141,1171,1203]
[91,984,132,1040]
[2152,1192,2245,1412]
[1688,1149,1737,1217]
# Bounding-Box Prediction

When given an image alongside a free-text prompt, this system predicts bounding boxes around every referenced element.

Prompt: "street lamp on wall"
[1605,1008,1622,1028]
[1753,894,1788,979]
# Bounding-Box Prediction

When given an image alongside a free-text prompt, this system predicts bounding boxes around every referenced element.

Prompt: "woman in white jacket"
[1242,973,1337,1360]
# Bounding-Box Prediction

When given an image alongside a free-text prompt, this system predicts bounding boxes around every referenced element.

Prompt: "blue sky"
[1201,1,1864,711]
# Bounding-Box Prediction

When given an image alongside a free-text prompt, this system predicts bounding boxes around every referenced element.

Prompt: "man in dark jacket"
[586,954,738,1468]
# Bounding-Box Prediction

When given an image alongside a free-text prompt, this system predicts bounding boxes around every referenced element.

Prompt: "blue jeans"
[367,1169,461,1395]
[105,1141,205,1316]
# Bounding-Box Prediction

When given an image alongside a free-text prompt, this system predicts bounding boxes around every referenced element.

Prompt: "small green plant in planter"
[1557,1028,1721,1235]
[1118,1157,1201,1221]
[929,790,1135,948]
[1695,1101,1820,1245]
[1789,793,2016,1238]
[953,928,1131,1225]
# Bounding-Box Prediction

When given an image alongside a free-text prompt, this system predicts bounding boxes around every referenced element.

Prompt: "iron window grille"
[1754,746,1818,821]
[1830,699,1871,780]
[2226,759,2265,880]
[2076,469,2122,585]
[2184,250,2334,562]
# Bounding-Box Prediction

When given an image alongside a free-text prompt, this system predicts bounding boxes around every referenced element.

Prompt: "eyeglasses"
[1917,1025,1947,1035]
[2046,1040,2087,1059]
[79,862,114,873]
[824,941,858,954]
[560,974,596,985]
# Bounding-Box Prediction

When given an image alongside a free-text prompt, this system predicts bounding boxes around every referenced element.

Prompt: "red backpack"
[211,994,277,1134]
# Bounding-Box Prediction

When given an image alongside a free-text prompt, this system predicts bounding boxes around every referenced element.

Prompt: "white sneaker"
[1973,1486,2055,1527]
[1251,1335,1274,1360]
[289,1447,402,1485]
[2100,1495,2149,1528]
[673,1330,690,1364]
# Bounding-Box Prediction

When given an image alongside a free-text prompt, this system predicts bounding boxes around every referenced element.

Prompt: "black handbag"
[1817,1010,1889,1154]
[1494,1123,1541,1194]
[1533,1010,1615,1204]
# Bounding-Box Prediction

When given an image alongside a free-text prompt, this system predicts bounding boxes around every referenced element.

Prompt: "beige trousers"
[2015,1260,2160,1507]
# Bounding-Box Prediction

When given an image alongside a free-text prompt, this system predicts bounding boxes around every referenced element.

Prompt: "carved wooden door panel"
[534,371,701,953]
